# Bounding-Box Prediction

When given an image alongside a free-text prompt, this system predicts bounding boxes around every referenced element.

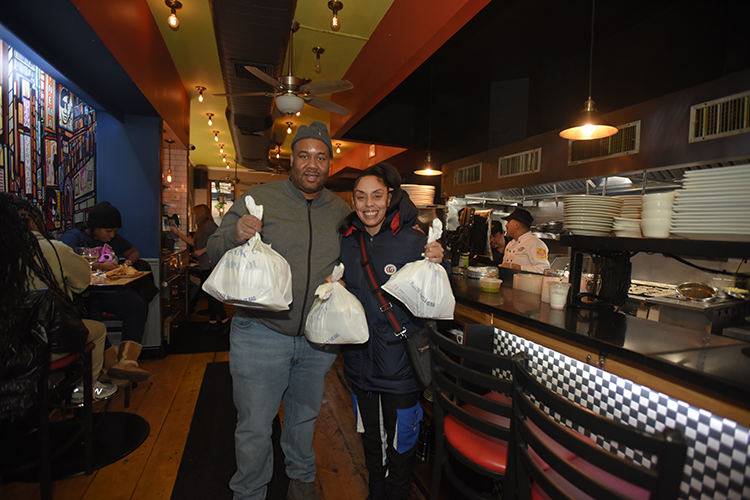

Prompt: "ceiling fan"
[213,21,353,116]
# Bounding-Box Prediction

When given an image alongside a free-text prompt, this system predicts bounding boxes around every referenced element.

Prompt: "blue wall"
[96,113,161,259]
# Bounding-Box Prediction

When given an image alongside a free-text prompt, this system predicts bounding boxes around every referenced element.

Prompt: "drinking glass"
[76,247,98,271]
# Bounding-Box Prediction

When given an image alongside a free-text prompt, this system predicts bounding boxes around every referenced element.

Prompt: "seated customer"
[61,202,150,382]
[0,193,117,402]
[170,204,229,330]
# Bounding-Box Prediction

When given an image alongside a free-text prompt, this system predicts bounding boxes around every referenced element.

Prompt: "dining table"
[88,270,153,291]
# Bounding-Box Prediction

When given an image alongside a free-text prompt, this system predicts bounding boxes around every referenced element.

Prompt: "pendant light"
[328,1,343,31]
[195,86,206,102]
[415,63,441,176]
[165,139,174,183]
[165,0,182,30]
[559,0,618,141]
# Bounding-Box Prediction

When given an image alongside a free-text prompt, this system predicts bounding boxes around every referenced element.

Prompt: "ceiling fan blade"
[305,95,351,116]
[244,65,284,88]
[212,91,274,97]
[299,80,354,96]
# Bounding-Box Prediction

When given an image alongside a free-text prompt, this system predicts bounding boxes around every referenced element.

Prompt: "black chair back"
[511,352,687,500]
[429,323,515,500]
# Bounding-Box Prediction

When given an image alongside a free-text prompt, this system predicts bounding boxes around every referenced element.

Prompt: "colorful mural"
[0,40,96,238]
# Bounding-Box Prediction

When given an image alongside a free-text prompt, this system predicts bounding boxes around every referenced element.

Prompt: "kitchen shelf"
[559,235,750,259]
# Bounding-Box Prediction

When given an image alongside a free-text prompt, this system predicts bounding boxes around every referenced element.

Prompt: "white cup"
[549,282,571,309]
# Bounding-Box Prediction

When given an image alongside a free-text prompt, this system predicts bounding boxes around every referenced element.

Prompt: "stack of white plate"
[613,217,642,238]
[401,184,435,205]
[670,165,750,240]
[615,195,643,219]
[563,195,623,236]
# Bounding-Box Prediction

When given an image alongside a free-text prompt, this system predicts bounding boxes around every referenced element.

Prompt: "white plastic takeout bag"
[305,263,369,345]
[381,218,455,319]
[203,195,293,312]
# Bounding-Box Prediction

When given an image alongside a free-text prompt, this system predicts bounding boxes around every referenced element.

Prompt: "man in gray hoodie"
[208,122,351,500]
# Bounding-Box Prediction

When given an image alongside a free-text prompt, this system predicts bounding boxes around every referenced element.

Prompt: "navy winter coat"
[340,193,428,395]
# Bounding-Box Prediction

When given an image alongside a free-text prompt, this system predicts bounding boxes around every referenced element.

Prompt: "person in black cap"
[207,120,350,500]
[500,207,550,273]
[60,202,150,382]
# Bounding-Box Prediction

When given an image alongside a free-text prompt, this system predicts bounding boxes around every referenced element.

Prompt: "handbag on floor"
[356,232,432,391]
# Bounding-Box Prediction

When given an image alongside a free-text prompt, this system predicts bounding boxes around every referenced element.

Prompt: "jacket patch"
[518,246,525,252]
[384,264,397,275]
[536,247,547,259]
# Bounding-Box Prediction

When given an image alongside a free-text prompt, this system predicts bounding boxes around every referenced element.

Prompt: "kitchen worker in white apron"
[500,208,550,273]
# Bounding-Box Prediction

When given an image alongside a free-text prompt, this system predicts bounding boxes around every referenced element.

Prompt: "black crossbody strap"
[357,231,406,337]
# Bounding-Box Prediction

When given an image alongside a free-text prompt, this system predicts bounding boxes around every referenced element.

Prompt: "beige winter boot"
[107,341,150,382]
[103,345,119,372]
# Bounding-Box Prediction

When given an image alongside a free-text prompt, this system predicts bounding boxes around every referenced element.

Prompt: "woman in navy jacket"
[338,163,444,500]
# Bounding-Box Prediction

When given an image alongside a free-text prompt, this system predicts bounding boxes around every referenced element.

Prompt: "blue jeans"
[228,316,338,500]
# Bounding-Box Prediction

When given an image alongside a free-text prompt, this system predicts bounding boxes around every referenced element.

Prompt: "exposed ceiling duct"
[209,0,295,171]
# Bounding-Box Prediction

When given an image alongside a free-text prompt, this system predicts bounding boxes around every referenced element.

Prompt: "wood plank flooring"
[1,323,429,500]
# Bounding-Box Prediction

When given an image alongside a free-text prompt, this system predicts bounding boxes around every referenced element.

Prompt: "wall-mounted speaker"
[194,169,208,189]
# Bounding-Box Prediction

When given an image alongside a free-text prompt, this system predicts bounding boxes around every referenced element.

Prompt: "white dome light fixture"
[276,94,305,115]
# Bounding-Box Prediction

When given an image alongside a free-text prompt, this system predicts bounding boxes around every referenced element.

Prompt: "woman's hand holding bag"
[305,263,369,344]
[202,196,293,312]
[382,219,455,320]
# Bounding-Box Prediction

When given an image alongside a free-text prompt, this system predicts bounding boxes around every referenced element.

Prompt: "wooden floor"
[1,316,430,500]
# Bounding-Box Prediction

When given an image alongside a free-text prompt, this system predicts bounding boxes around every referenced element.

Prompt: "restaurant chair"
[1,342,95,500]
[510,352,688,500]
[428,323,515,500]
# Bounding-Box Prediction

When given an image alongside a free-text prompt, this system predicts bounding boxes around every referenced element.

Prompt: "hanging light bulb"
[165,139,174,183]
[335,143,341,154]
[328,1,343,31]
[296,111,301,117]
[219,144,224,154]
[165,0,182,30]
[312,47,324,74]
[222,154,227,163]
[196,86,206,103]
[286,122,293,134]
[206,113,214,126]
[214,130,220,142]
[559,0,618,141]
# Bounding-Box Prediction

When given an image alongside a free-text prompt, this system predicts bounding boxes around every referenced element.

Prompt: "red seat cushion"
[444,392,512,473]
[530,455,650,500]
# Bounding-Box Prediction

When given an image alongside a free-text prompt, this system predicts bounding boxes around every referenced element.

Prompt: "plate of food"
[105,265,143,279]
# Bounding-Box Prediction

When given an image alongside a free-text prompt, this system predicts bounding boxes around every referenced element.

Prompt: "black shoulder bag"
[356,232,432,391]
[47,243,90,354]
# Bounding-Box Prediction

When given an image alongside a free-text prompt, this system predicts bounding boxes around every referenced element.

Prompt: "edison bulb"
[581,124,596,138]
[167,12,179,29]
[331,14,339,31]
[198,93,203,103]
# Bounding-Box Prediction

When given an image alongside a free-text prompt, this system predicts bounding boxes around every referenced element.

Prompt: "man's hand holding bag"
[305,263,369,345]
[202,195,293,312]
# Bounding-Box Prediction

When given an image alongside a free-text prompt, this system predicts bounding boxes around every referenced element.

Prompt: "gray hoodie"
[207,178,351,336]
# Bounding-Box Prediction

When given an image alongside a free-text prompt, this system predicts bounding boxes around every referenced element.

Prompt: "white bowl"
[641,200,674,211]
[641,211,673,220]
[641,219,671,238]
